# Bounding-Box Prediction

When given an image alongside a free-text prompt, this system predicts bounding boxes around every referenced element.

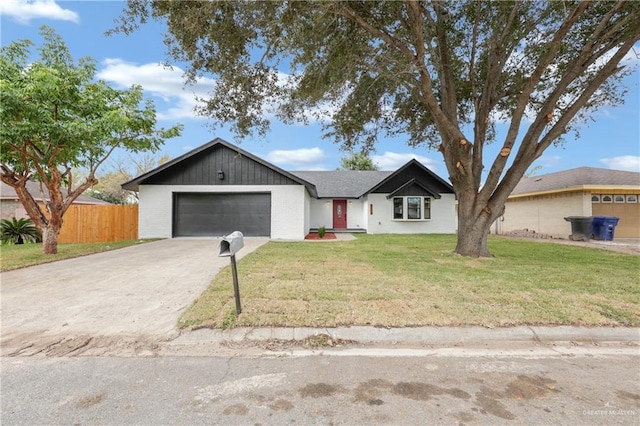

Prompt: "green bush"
[318,226,326,239]
[1,217,41,245]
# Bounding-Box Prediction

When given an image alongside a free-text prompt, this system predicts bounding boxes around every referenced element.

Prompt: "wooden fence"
[58,205,139,244]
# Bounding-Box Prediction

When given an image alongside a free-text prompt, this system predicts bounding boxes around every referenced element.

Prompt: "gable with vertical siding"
[122,138,317,196]
[144,143,299,186]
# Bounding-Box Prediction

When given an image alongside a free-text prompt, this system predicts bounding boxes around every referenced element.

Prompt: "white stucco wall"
[138,184,308,240]
[500,191,589,237]
[365,193,457,234]
[308,198,333,229]
[346,199,367,229]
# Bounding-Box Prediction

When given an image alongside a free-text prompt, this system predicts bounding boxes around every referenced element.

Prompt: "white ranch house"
[122,139,457,240]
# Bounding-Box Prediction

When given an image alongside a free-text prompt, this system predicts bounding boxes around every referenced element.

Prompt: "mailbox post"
[218,231,244,315]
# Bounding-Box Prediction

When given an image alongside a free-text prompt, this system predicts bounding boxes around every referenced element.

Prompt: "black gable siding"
[144,144,299,186]
[393,183,434,197]
[372,163,453,195]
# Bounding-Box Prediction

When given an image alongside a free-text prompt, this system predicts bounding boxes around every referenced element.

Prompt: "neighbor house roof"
[511,167,640,197]
[292,170,393,198]
[0,181,111,205]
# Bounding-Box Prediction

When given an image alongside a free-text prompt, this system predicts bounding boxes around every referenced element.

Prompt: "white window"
[392,196,432,220]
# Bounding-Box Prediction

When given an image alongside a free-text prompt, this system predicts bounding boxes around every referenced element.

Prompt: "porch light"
[217,170,225,180]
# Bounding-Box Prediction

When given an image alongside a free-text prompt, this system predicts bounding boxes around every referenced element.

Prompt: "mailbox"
[218,231,244,257]
[218,231,244,314]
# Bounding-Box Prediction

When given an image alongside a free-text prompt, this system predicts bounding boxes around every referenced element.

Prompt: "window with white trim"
[392,196,432,220]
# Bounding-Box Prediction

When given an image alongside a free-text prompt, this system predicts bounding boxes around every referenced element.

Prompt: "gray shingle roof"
[512,167,640,195]
[291,170,393,198]
[0,181,111,204]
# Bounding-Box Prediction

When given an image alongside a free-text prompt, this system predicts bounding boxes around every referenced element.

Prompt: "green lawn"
[0,240,153,271]
[179,234,639,329]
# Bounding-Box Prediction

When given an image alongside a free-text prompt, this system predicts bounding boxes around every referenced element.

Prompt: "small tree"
[0,26,182,254]
[0,218,40,245]
[340,151,379,171]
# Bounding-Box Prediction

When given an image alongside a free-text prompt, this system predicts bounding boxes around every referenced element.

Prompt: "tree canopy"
[340,151,379,171]
[88,153,171,204]
[115,0,639,256]
[0,26,182,253]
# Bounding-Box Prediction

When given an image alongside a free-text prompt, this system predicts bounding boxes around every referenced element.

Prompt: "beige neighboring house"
[0,181,110,220]
[498,167,640,239]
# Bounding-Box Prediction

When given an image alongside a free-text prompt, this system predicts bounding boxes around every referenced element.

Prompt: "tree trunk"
[455,220,492,257]
[454,196,494,257]
[42,208,63,255]
[42,225,60,254]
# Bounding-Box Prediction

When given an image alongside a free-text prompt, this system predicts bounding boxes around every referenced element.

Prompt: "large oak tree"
[115,1,639,256]
[0,26,182,254]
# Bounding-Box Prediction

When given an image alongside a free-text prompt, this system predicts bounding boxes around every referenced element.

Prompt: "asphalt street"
[2,344,639,425]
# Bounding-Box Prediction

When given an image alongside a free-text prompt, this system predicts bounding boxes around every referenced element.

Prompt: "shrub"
[1,217,41,245]
[318,226,326,239]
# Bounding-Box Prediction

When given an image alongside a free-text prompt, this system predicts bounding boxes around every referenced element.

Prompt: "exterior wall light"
[217,170,225,180]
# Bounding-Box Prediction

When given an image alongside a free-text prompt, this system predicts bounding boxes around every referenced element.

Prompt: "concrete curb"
[174,326,640,345]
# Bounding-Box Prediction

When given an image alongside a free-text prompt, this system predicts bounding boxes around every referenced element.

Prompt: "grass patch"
[178,234,640,329]
[0,240,155,271]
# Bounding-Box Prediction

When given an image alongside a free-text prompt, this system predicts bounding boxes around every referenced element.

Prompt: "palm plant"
[1,217,41,245]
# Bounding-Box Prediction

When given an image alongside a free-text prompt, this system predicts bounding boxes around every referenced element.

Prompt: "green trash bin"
[564,216,593,241]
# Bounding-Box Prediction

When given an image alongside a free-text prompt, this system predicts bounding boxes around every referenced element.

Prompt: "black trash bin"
[591,216,619,241]
[564,216,593,241]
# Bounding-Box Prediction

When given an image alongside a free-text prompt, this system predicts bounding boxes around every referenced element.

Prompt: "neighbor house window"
[602,195,613,203]
[591,195,600,203]
[392,196,432,220]
[626,195,638,203]
[614,195,625,203]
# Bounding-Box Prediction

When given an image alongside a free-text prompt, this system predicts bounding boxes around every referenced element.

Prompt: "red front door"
[333,200,347,229]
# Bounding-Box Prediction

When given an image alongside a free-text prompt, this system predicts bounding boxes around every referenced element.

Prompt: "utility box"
[564,216,593,241]
[218,231,244,257]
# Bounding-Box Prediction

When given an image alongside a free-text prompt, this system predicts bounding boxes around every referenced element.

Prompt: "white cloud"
[600,155,640,172]
[265,147,325,166]
[97,58,214,121]
[0,0,79,24]
[372,152,437,171]
[96,60,339,125]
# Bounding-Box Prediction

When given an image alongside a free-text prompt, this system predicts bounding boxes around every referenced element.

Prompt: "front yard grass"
[0,240,152,271]
[179,234,640,329]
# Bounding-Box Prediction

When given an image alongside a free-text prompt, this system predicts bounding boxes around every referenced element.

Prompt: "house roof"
[511,167,640,196]
[121,138,318,197]
[367,159,455,195]
[122,138,454,199]
[0,181,111,205]
[291,170,393,198]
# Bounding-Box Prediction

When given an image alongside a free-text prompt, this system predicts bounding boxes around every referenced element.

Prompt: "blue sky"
[1,0,639,177]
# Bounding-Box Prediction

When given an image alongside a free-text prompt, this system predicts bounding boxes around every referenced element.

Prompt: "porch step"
[310,228,366,234]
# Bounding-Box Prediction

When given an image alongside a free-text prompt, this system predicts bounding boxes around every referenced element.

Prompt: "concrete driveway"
[0,238,268,356]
